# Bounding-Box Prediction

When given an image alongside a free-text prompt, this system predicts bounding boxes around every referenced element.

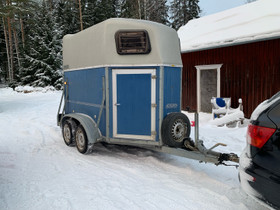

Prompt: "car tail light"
[247,124,276,148]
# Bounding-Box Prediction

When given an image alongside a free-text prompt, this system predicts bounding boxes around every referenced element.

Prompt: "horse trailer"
[57,18,239,165]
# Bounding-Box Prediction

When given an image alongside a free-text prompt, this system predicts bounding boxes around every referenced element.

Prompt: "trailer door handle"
[115,103,121,106]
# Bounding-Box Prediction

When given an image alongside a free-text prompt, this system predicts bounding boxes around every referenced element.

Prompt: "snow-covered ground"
[0,87,270,210]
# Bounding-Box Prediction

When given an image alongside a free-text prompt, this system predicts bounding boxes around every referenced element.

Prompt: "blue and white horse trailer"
[57,18,191,154]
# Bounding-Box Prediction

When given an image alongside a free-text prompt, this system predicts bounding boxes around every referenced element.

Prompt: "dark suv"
[239,91,280,209]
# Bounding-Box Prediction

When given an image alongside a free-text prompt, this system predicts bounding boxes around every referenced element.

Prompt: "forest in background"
[0,0,200,89]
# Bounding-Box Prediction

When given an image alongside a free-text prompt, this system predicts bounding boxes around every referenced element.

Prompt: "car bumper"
[239,150,280,209]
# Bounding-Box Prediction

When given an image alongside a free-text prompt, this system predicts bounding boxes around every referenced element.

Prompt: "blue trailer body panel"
[64,68,106,135]
[163,66,181,117]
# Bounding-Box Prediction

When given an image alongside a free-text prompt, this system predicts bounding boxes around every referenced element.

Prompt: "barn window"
[115,30,151,55]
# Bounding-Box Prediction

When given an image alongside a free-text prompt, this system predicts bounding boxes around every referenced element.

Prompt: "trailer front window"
[115,30,151,55]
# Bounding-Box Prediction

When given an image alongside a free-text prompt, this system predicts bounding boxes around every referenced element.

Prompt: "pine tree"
[0,0,15,83]
[20,0,62,89]
[119,0,139,19]
[95,0,118,23]
[0,0,7,82]
[119,0,169,25]
[82,0,99,28]
[0,17,8,82]
[0,0,37,84]
[188,0,200,21]
[146,0,169,24]
[170,0,200,30]
[54,0,80,36]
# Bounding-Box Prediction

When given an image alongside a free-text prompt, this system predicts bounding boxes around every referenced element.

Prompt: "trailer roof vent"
[115,30,151,55]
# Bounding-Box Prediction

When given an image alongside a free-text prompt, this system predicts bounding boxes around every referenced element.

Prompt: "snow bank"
[209,110,245,127]
[15,85,56,93]
[178,0,280,52]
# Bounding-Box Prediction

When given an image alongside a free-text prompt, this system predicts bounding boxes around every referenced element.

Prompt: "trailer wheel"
[75,124,88,154]
[161,113,190,148]
[62,120,75,146]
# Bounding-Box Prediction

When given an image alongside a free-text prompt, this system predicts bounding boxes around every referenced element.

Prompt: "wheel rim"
[171,119,187,142]
[76,129,85,151]
[63,124,71,144]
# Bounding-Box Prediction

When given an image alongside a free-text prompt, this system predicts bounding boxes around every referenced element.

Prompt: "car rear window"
[267,91,280,103]
[251,91,280,120]
[115,30,151,55]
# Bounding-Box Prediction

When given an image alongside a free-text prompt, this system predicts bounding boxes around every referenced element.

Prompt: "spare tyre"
[161,113,191,148]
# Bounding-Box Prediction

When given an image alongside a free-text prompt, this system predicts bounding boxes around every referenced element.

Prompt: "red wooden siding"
[181,38,280,117]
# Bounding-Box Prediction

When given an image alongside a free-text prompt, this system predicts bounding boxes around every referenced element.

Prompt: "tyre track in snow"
[62,143,263,210]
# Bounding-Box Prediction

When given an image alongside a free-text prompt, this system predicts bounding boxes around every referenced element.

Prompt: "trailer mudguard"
[62,113,102,144]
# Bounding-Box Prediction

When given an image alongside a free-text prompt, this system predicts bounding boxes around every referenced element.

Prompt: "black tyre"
[62,120,75,146]
[75,124,88,154]
[161,113,191,148]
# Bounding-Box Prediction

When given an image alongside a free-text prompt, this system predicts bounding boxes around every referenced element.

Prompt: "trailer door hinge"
[151,131,157,136]
[151,103,157,108]
[152,75,157,79]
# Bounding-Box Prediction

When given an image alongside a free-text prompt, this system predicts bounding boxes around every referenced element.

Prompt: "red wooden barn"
[178,0,280,117]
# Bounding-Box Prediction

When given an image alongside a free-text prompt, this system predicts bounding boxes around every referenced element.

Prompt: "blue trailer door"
[113,69,156,140]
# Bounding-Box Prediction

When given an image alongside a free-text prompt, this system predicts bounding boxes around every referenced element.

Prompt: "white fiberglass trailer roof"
[63,18,182,71]
[178,0,280,52]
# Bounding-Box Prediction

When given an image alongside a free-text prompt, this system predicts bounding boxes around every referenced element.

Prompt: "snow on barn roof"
[178,0,280,52]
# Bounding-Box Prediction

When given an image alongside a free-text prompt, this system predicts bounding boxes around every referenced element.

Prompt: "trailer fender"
[62,113,102,145]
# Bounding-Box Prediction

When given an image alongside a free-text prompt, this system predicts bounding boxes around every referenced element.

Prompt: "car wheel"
[161,113,191,148]
[75,124,88,154]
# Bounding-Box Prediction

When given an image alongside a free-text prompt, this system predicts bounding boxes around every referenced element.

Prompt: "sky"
[199,0,248,16]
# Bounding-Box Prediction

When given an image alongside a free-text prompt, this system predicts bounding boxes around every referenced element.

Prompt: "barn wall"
[181,38,280,117]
